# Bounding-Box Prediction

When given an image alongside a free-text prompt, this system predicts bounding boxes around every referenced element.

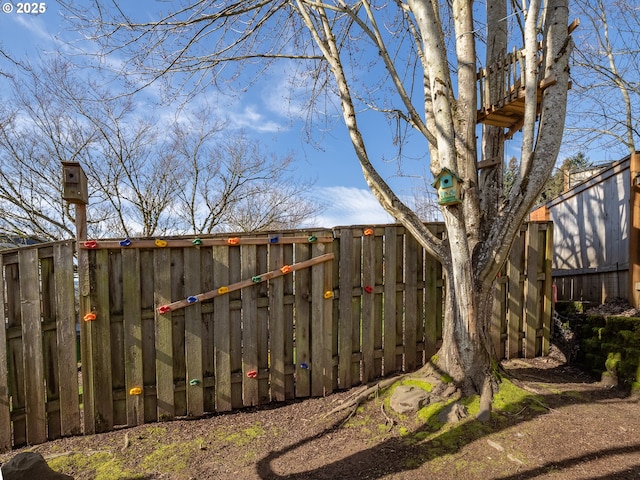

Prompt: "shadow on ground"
[255,363,640,479]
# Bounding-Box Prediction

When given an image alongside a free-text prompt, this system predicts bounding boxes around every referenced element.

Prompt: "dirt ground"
[2,354,640,480]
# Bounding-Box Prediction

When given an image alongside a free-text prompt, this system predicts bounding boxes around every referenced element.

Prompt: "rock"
[389,385,430,414]
[1,452,74,480]
[437,402,468,424]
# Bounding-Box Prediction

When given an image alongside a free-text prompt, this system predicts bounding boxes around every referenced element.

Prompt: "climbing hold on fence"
[324,291,333,299]
[252,275,262,283]
[189,379,201,386]
[307,235,317,243]
[187,296,198,303]
[155,239,168,247]
[246,370,258,379]
[300,362,310,370]
[364,228,374,236]
[83,312,97,322]
[158,305,171,314]
[129,387,142,396]
[364,285,373,294]
[119,238,132,247]
[280,265,292,274]
[269,235,279,244]
[227,237,240,245]
[217,286,229,295]
[84,240,98,249]
[192,238,203,246]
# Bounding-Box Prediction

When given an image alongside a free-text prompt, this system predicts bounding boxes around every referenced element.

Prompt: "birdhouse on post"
[432,168,462,206]
[61,161,88,205]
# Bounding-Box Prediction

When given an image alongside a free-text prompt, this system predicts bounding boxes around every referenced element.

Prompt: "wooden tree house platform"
[477,20,579,140]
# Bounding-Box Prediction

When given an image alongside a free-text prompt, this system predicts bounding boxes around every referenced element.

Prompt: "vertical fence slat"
[139,250,157,422]
[507,229,524,358]
[351,234,363,384]
[374,233,384,376]
[92,249,113,432]
[109,252,126,427]
[184,248,204,417]
[257,244,270,404]
[311,242,331,396]
[269,244,285,402]
[322,241,334,395]
[361,231,375,383]
[525,223,540,358]
[170,249,186,416]
[404,234,418,371]
[294,243,311,397]
[383,227,398,376]
[228,246,243,409]
[284,244,297,397]
[0,256,11,451]
[542,223,554,355]
[337,229,353,389]
[6,261,26,447]
[154,248,174,421]
[54,243,81,437]
[122,249,144,426]
[415,244,425,367]
[424,249,439,360]
[213,246,232,412]
[41,255,61,440]
[19,249,47,444]
[200,248,215,412]
[241,245,259,407]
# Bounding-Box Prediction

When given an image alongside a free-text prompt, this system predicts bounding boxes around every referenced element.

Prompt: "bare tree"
[0,58,320,239]
[568,0,639,156]
[169,119,319,233]
[61,0,573,412]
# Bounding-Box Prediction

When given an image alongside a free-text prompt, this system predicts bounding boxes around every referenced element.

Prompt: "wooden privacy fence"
[0,222,552,450]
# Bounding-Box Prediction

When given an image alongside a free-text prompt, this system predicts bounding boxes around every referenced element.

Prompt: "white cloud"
[309,186,395,228]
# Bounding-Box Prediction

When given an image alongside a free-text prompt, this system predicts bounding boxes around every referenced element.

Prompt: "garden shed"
[531,152,640,307]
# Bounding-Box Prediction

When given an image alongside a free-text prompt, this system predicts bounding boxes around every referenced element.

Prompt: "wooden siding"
[548,158,631,303]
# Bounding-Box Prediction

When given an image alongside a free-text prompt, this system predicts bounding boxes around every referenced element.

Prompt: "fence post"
[61,162,95,434]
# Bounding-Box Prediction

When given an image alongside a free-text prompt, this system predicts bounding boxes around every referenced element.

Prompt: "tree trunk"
[436,226,497,419]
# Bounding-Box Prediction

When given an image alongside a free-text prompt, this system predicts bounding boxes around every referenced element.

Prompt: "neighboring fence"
[0,222,552,450]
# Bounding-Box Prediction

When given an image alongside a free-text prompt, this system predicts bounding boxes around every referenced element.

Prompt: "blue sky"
[0,2,425,227]
[2,2,618,229]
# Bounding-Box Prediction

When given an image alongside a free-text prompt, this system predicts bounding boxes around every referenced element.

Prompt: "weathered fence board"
[0,223,552,451]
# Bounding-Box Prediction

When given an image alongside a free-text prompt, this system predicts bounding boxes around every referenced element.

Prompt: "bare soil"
[2,355,640,480]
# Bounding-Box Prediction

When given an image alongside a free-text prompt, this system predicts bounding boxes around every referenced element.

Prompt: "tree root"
[325,375,404,419]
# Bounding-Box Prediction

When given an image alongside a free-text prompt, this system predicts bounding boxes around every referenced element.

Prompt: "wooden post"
[61,162,93,433]
[630,152,640,308]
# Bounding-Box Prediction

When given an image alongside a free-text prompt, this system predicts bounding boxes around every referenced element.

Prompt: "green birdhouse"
[432,168,462,206]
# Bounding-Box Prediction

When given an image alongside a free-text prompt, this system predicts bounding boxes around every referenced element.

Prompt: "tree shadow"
[254,367,638,479]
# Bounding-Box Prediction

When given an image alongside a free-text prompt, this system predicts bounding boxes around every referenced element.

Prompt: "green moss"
[140,441,194,473]
[460,395,480,417]
[401,378,434,392]
[605,352,622,374]
[440,374,454,384]
[493,378,546,413]
[48,452,143,480]
[219,424,265,446]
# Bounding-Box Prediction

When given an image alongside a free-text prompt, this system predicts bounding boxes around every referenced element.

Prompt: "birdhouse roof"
[431,168,461,188]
